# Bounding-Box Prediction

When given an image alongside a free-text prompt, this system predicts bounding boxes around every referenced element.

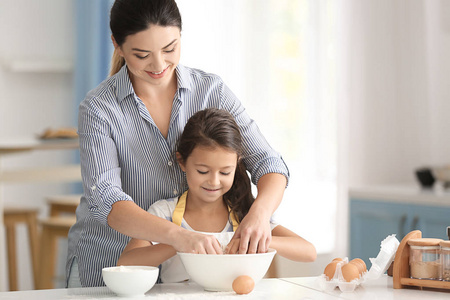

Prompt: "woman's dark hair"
[109,0,182,75]
[177,108,254,223]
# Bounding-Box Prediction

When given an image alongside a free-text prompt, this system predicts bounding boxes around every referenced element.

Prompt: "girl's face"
[113,25,181,89]
[178,145,238,205]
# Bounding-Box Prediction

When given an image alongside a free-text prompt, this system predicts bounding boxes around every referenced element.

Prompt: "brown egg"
[232,275,255,295]
[350,258,366,273]
[332,257,343,262]
[341,263,360,282]
[323,261,339,281]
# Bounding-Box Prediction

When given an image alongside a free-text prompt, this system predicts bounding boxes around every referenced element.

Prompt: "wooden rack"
[393,230,450,291]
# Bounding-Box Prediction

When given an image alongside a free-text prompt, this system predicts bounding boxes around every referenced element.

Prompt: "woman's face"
[114,25,181,88]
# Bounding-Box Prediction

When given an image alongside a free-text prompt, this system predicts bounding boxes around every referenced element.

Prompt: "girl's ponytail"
[224,160,254,223]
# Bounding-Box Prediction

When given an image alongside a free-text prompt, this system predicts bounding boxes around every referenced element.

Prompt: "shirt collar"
[116,64,135,103]
[116,63,192,103]
[175,64,192,92]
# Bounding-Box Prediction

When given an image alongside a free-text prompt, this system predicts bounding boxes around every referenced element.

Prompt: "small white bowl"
[178,249,276,291]
[102,266,159,297]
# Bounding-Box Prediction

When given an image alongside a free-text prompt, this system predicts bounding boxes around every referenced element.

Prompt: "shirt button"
[91,186,96,191]
[173,189,178,195]
[168,161,173,166]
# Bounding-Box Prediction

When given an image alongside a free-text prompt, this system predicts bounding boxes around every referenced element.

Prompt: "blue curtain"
[74,0,114,110]
[73,0,114,192]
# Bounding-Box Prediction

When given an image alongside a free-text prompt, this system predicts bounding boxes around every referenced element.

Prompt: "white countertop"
[349,184,450,207]
[0,279,329,299]
[283,275,450,300]
[1,276,449,299]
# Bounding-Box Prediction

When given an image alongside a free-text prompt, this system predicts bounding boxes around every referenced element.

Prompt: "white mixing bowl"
[178,249,276,291]
[102,266,159,297]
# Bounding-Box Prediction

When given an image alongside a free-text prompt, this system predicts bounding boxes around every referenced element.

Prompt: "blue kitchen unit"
[349,185,450,267]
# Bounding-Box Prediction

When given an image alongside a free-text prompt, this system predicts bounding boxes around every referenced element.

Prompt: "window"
[179,0,337,253]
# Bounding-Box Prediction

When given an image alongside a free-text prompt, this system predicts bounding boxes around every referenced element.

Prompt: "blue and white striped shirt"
[66,64,289,287]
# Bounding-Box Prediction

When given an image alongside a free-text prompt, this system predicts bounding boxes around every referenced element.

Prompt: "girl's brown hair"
[177,108,254,223]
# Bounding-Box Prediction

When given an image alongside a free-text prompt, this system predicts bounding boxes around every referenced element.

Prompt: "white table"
[0,137,81,291]
[282,275,450,300]
[1,276,449,299]
[0,278,341,299]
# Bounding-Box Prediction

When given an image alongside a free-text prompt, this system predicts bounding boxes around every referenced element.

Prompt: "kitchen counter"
[1,276,449,299]
[283,275,450,300]
[349,184,450,207]
[0,279,329,299]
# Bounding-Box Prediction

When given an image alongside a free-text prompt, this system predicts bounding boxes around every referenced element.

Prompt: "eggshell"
[323,261,339,281]
[341,263,360,282]
[350,258,366,273]
[332,257,343,262]
[232,275,255,294]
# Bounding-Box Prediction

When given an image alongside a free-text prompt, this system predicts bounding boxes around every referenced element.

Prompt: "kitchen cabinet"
[349,185,450,267]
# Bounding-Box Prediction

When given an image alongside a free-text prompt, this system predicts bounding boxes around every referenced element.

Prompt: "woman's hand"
[225,237,240,254]
[172,230,223,254]
[226,205,272,254]
[226,173,287,254]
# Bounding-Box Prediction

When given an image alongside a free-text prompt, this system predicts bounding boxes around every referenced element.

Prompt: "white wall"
[0,0,75,291]
[344,0,450,187]
[425,1,450,164]
[335,0,450,267]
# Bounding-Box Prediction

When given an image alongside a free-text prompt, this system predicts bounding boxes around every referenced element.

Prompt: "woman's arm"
[231,173,287,254]
[108,201,223,254]
[227,225,316,262]
[117,238,176,267]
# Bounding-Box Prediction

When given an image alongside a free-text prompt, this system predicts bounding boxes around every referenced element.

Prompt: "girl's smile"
[203,187,220,192]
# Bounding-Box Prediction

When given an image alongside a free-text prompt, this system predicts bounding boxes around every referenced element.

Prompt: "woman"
[67,0,289,287]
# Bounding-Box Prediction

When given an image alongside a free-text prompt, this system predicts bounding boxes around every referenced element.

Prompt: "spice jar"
[408,238,442,280]
[440,240,450,281]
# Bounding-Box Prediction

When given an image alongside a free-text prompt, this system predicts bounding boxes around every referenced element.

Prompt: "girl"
[117,109,316,283]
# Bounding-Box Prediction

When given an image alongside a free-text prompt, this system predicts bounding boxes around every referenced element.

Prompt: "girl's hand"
[224,237,240,254]
[228,206,272,254]
[173,230,223,254]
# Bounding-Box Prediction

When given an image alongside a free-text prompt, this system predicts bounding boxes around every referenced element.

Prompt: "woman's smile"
[146,66,170,79]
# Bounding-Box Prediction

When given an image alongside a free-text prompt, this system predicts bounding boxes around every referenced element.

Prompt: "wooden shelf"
[400,278,450,289]
[0,164,81,183]
[0,138,79,155]
[393,230,450,291]
[1,59,73,73]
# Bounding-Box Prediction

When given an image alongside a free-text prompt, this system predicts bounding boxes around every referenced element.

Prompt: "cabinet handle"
[399,214,407,238]
[411,215,419,231]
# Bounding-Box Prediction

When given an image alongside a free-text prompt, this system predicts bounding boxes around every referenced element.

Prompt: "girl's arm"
[269,225,316,262]
[117,238,177,267]
[227,225,316,262]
